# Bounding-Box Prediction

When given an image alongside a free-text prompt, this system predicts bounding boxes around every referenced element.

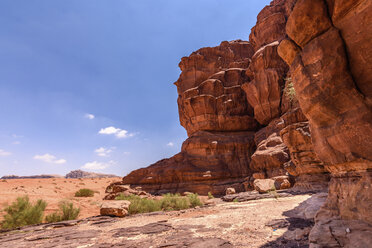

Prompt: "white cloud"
[167,142,174,147]
[12,141,21,145]
[99,126,120,135]
[81,160,115,170]
[116,130,128,138]
[98,126,134,139]
[0,149,11,157]
[85,113,95,120]
[33,153,66,164]
[94,147,113,157]
[12,134,23,139]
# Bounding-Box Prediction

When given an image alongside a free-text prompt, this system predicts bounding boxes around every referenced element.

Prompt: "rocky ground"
[0,177,121,220]
[0,193,325,248]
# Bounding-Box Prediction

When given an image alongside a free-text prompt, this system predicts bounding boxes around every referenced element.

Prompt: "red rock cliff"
[122,40,259,196]
[119,0,331,196]
[278,0,372,246]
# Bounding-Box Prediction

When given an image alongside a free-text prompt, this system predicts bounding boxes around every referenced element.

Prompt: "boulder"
[225,188,236,195]
[286,0,332,48]
[100,200,131,217]
[273,176,292,190]
[253,179,276,193]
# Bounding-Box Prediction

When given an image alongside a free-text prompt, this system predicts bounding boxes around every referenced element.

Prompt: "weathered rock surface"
[242,43,287,125]
[250,118,289,178]
[175,40,254,94]
[279,0,372,246]
[178,68,258,135]
[0,194,316,248]
[122,131,256,196]
[280,121,329,191]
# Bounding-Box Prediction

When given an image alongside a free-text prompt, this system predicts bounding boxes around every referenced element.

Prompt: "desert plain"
[0,177,122,221]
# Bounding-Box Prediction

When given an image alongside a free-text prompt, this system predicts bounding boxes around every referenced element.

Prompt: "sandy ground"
[0,177,122,220]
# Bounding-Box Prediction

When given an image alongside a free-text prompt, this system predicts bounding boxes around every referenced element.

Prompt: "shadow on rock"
[260,192,327,248]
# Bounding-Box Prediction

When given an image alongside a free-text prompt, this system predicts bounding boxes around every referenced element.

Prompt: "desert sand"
[0,177,122,220]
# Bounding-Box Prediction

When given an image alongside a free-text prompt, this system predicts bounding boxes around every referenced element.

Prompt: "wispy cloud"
[167,142,174,147]
[123,151,131,155]
[94,147,114,157]
[0,149,12,157]
[12,141,21,145]
[33,153,66,164]
[85,113,95,120]
[81,160,115,170]
[12,134,24,139]
[98,126,135,139]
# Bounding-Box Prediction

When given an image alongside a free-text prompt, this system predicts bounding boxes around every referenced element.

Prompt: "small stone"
[225,188,236,195]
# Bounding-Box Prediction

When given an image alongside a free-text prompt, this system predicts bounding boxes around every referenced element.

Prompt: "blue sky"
[0,0,270,177]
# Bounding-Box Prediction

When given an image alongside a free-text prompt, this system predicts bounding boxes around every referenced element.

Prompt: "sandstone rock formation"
[120,40,265,196]
[122,130,256,196]
[280,109,330,191]
[250,119,289,178]
[278,0,372,246]
[117,0,331,197]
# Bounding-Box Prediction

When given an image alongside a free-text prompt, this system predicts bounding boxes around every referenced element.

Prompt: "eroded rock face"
[117,0,328,197]
[243,0,295,126]
[280,119,329,191]
[178,68,258,136]
[250,118,289,178]
[175,40,254,94]
[242,43,287,125]
[279,0,372,246]
[122,131,256,196]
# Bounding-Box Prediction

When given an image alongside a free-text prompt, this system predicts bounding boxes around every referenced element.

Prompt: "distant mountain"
[1,170,119,179]
[1,174,63,179]
[64,170,119,179]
